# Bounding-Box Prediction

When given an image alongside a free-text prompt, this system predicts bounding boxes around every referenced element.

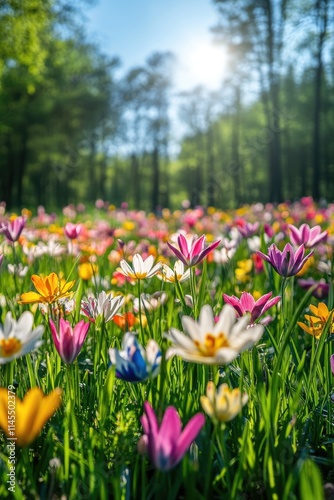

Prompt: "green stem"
[137,279,144,342]
[190,267,198,319]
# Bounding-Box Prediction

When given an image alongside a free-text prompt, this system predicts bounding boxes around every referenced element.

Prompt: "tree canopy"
[0,0,333,211]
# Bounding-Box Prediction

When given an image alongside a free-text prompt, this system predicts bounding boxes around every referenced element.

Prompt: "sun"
[176,38,228,90]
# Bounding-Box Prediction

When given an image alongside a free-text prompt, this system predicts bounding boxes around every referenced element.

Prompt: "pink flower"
[49,318,90,364]
[64,222,82,240]
[288,223,327,249]
[331,354,334,376]
[0,216,25,242]
[167,234,220,267]
[138,401,205,471]
[223,291,280,325]
[257,243,313,277]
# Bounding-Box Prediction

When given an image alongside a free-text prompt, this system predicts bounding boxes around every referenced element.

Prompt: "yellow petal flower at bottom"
[200,381,248,422]
[0,387,62,447]
[298,302,334,339]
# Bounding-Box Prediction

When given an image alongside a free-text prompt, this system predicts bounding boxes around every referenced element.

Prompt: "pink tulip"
[223,291,280,325]
[167,234,220,267]
[138,401,205,471]
[49,318,89,364]
[64,222,82,240]
[0,216,25,242]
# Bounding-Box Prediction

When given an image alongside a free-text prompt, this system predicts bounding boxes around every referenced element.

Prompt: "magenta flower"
[167,234,220,267]
[138,401,205,471]
[0,216,25,242]
[257,243,313,277]
[223,291,280,325]
[64,222,82,240]
[288,223,327,248]
[331,354,334,376]
[49,318,90,364]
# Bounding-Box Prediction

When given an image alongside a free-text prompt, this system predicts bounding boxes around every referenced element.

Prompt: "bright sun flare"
[177,39,228,90]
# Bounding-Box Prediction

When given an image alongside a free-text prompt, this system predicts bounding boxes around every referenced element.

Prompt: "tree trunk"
[312,0,328,200]
[151,145,160,212]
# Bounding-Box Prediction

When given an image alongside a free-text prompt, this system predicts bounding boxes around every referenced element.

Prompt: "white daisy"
[117,254,161,280]
[0,311,44,364]
[157,260,191,283]
[165,304,264,365]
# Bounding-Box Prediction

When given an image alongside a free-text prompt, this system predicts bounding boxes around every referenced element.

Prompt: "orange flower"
[0,387,62,446]
[113,312,145,330]
[18,272,75,305]
[298,302,334,339]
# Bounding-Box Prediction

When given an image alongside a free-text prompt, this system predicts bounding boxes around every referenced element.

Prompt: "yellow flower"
[200,381,248,422]
[0,387,62,447]
[296,255,315,276]
[298,302,334,339]
[18,272,75,305]
[78,262,98,281]
[122,221,136,231]
[235,259,253,283]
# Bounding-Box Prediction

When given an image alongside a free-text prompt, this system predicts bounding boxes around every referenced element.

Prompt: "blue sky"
[85,0,227,92]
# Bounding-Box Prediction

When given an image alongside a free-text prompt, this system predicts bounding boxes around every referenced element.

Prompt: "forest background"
[0,0,333,212]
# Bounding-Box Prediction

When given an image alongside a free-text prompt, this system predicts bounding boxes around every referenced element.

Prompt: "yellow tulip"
[0,387,62,447]
[78,262,98,281]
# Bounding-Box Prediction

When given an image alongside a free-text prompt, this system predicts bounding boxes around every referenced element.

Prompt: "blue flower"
[108,332,161,382]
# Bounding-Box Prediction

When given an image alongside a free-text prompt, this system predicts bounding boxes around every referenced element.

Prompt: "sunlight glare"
[177,39,227,90]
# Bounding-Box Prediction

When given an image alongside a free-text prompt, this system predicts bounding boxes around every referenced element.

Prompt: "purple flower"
[0,216,25,242]
[236,222,260,238]
[167,234,220,267]
[288,223,327,249]
[257,243,313,277]
[223,291,280,325]
[331,354,334,376]
[49,318,90,364]
[138,401,205,471]
[297,278,329,299]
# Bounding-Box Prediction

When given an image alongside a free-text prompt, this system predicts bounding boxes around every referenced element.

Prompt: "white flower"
[0,311,44,364]
[7,264,29,277]
[157,260,190,283]
[133,292,168,313]
[213,247,236,264]
[165,304,264,365]
[117,254,161,280]
[247,236,261,253]
[81,291,124,322]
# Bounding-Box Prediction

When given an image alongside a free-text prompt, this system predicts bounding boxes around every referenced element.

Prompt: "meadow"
[0,198,333,500]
